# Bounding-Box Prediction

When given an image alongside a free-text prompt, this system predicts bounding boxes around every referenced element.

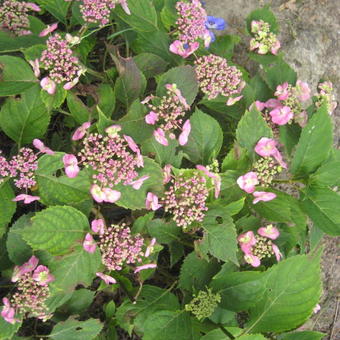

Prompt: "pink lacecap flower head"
[40,77,56,95]
[83,233,96,253]
[134,263,157,273]
[102,188,121,203]
[178,119,191,146]
[264,98,282,109]
[145,238,157,257]
[130,175,149,190]
[12,255,39,282]
[163,164,172,184]
[237,172,259,194]
[105,124,121,137]
[1,298,18,324]
[269,106,293,125]
[244,253,261,267]
[90,184,106,203]
[72,122,91,141]
[91,219,105,234]
[145,192,162,211]
[33,138,54,155]
[145,111,159,125]
[272,244,282,262]
[13,194,40,204]
[257,224,280,240]
[169,40,199,58]
[254,138,286,169]
[63,154,79,178]
[238,231,257,254]
[252,191,277,204]
[295,80,311,102]
[29,59,40,78]
[226,95,243,106]
[124,135,140,153]
[33,265,55,286]
[96,272,116,284]
[275,82,289,100]
[39,23,58,37]
[271,39,281,55]
[27,2,41,11]
[153,128,168,146]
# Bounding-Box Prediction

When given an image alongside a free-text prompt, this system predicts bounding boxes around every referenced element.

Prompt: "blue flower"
[205,16,227,31]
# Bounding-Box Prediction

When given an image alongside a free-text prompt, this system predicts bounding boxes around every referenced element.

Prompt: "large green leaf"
[291,104,332,177]
[301,185,340,236]
[245,254,322,333]
[278,331,325,340]
[235,107,272,155]
[0,179,16,237]
[156,65,199,106]
[50,318,103,340]
[182,109,223,164]
[179,252,221,293]
[0,85,50,145]
[66,92,91,124]
[21,206,89,255]
[147,219,184,244]
[134,53,168,79]
[0,55,36,96]
[0,31,44,53]
[0,316,21,340]
[35,0,70,23]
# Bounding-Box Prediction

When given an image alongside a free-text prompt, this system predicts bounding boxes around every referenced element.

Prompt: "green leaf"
[224,198,245,216]
[6,214,33,265]
[222,144,251,172]
[246,6,279,34]
[0,179,16,237]
[179,252,221,293]
[198,207,238,264]
[278,331,325,340]
[134,53,168,79]
[156,65,198,106]
[236,107,272,155]
[182,109,223,164]
[143,310,198,340]
[60,289,95,315]
[115,157,164,210]
[147,219,184,244]
[67,92,91,124]
[301,185,340,236]
[210,271,266,312]
[21,206,89,255]
[114,0,158,32]
[246,254,322,333]
[209,35,240,59]
[0,85,50,144]
[291,104,332,177]
[97,84,115,118]
[0,55,36,96]
[237,335,267,340]
[0,316,21,340]
[96,106,113,134]
[40,85,67,111]
[35,0,70,24]
[48,245,101,292]
[0,31,44,53]
[50,318,103,340]
[243,74,272,106]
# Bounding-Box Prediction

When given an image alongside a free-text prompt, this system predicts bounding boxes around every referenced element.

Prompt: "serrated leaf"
[301,185,340,236]
[21,206,88,255]
[40,85,67,110]
[0,85,50,144]
[291,104,332,177]
[35,0,70,24]
[236,108,272,155]
[134,53,168,79]
[278,330,325,340]
[97,83,115,118]
[147,219,183,244]
[182,109,223,164]
[0,31,44,53]
[50,318,103,340]
[156,65,198,106]
[179,252,221,293]
[246,254,322,333]
[60,289,95,315]
[67,92,91,124]
[6,214,33,265]
[0,179,16,237]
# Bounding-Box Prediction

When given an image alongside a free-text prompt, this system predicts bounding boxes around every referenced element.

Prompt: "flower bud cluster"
[185,288,221,321]
[249,20,280,55]
[163,172,209,228]
[253,157,282,187]
[1,256,54,324]
[0,0,40,36]
[195,54,244,101]
[315,81,337,115]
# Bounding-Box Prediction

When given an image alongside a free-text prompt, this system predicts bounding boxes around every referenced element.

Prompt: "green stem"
[86,67,105,80]
[218,325,235,339]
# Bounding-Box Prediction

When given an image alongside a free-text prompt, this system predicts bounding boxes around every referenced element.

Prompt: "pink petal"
[145,238,156,257]
[163,164,172,184]
[29,59,40,78]
[27,3,41,11]
[244,254,261,267]
[12,256,39,282]
[269,106,293,125]
[39,23,58,37]
[178,119,191,146]
[96,272,116,284]
[33,265,54,285]
[124,135,140,153]
[72,122,91,141]
[145,111,159,125]
[226,95,243,106]
[154,128,168,146]
[238,231,257,254]
[130,175,149,190]
[295,80,311,102]
[254,137,278,157]
[63,154,79,178]
[275,82,289,101]
[237,172,259,194]
[252,191,277,204]
[32,138,54,155]
[83,233,96,253]
[40,77,56,95]
[169,40,199,58]
[90,184,106,203]
[257,225,280,240]
[272,244,282,261]
[134,263,157,273]
[91,219,105,234]
[102,188,121,203]
[145,192,162,211]
[264,98,282,109]
[13,194,40,204]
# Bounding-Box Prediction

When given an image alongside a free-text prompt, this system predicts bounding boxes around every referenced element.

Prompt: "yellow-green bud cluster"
[252,236,275,260]
[253,158,282,186]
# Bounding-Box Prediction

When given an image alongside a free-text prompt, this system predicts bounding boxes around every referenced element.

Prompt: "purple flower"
[91,219,105,234]
[205,16,226,30]
[145,111,159,125]
[269,106,293,125]
[169,40,199,58]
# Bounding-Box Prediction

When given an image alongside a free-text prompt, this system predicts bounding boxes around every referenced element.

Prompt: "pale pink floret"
[33,139,54,155]
[226,95,243,106]
[244,253,261,267]
[252,191,277,204]
[134,263,157,273]
[178,119,191,146]
[163,164,172,184]
[237,231,257,254]
[63,154,80,178]
[96,272,116,284]
[1,298,18,324]
[102,188,121,203]
[40,77,56,95]
[295,80,311,102]
[165,84,190,109]
[91,219,105,234]
[237,172,259,194]
[83,233,96,253]
[271,39,281,55]
[11,256,39,282]
[269,106,293,125]
[257,225,280,240]
[13,194,40,204]
[145,111,159,125]
[169,40,199,58]
[72,122,91,141]
[145,238,156,257]
[130,175,149,190]
[272,244,282,261]
[154,128,168,146]
[90,184,106,203]
[32,265,55,286]
[26,3,41,11]
[145,192,162,211]
[63,77,79,90]
[275,82,289,100]
[39,23,58,37]
[29,59,40,78]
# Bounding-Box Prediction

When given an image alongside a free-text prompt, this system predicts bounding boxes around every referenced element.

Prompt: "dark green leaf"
[0,31,44,53]
[210,35,240,59]
[0,179,16,237]
[35,0,70,24]
[278,331,325,340]
[147,219,184,244]
[67,92,91,124]
[134,53,168,79]
[262,61,297,90]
